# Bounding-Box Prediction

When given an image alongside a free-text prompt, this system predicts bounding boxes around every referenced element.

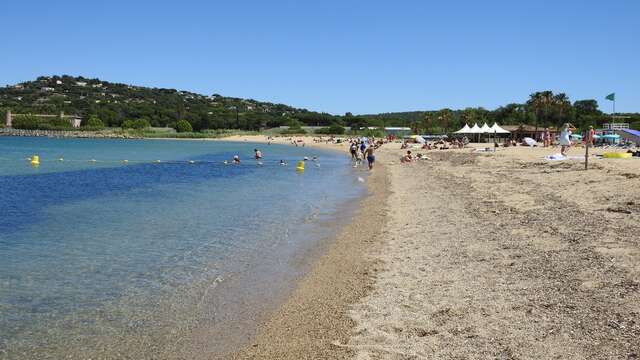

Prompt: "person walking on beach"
[364,144,375,170]
[559,123,575,156]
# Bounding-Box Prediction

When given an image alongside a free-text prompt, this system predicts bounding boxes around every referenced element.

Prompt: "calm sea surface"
[0,137,365,358]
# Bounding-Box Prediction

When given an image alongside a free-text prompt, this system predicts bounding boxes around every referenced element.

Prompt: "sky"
[1,0,638,115]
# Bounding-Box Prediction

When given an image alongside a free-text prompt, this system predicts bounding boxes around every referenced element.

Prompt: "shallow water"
[0,137,365,358]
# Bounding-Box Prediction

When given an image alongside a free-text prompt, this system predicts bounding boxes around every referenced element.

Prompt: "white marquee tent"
[489,122,510,134]
[454,124,471,134]
[468,123,482,133]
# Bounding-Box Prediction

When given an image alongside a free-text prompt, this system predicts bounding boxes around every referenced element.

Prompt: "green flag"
[605,93,615,101]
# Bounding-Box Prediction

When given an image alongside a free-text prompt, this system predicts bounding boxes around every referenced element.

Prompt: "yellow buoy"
[296,160,305,172]
[30,155,40,166]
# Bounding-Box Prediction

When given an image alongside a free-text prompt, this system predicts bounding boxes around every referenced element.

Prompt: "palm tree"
[422,113,434,134]
[437,108,452,134]
[527,91,554,133]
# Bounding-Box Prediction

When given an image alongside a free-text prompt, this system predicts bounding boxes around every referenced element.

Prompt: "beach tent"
[480,123,491,133]
[469,123,482,133]
[455,124,471,134]
[489,123,510,134]
[467,123,482,142]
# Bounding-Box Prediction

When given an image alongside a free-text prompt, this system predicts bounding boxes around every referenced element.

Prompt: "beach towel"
[544,154,584,161]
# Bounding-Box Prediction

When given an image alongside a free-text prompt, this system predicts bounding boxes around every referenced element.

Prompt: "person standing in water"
[364,144,375,170]
[254,148,262,160]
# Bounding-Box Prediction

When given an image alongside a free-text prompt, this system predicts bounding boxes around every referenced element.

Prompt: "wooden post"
[585,141,589,170]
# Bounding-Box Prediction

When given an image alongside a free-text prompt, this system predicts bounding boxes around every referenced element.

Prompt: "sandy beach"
[223,135,639,359]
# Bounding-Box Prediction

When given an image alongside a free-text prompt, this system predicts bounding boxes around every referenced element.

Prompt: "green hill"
[0,75,339,131]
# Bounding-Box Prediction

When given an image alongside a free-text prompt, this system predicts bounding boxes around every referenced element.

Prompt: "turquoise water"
[0,137,365,358]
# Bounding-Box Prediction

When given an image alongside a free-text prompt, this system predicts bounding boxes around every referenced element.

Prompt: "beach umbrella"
[602,134,620,139]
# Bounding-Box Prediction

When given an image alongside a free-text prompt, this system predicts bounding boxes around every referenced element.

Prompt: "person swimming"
[233,155,240,164]
[254,148,262,160]
[280,160,288,166]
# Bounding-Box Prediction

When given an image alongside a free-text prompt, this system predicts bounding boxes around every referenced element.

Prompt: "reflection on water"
[0,137,365,358]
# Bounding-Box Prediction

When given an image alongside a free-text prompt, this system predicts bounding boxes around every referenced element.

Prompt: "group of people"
[226,148,263,164]
[349,138,380,170]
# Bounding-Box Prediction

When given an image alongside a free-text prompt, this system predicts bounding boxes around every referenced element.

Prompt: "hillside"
[0,75,339,130]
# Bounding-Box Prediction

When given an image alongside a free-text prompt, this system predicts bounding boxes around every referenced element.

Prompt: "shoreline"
[229,152,390,359]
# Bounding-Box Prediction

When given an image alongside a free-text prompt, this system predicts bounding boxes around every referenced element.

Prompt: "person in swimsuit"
[350,142,358,161]
[233,155,240,164]
[365,145,375,170]
[254,149,262,160]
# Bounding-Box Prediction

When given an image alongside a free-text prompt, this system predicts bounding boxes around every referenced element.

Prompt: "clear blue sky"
[1,0,638,114]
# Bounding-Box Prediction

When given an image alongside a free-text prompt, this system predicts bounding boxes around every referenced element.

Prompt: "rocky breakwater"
[0,128,142,139]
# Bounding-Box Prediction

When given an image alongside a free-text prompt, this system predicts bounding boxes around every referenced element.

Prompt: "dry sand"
[224,136,639,359]
[348,144,640,359]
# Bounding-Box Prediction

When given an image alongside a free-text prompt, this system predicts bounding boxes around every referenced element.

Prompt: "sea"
[0,137,366,359]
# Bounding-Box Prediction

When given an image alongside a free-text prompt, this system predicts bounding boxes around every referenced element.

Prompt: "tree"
[133,118,151,129]
[526,91,573,130]
[175,119,193,132]
[422,114,434,134]
[573,100,600,116]
[85,115,105,129]
[436,108,453,133]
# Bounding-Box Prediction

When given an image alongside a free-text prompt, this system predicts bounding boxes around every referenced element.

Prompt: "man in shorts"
[365,144,375,170]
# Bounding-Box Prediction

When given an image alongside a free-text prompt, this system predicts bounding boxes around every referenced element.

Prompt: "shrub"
[316,124,345,135]
[281,127,307,135]
[134,118,150,129]
[122,118,150,130]
[49,116,71,128]
[85,115,105,129]
[121,120,136,129]
[175,119,193,133]
[12,114,40,129]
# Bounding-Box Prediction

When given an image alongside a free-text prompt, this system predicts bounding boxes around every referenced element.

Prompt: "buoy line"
[16,156,321,168]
